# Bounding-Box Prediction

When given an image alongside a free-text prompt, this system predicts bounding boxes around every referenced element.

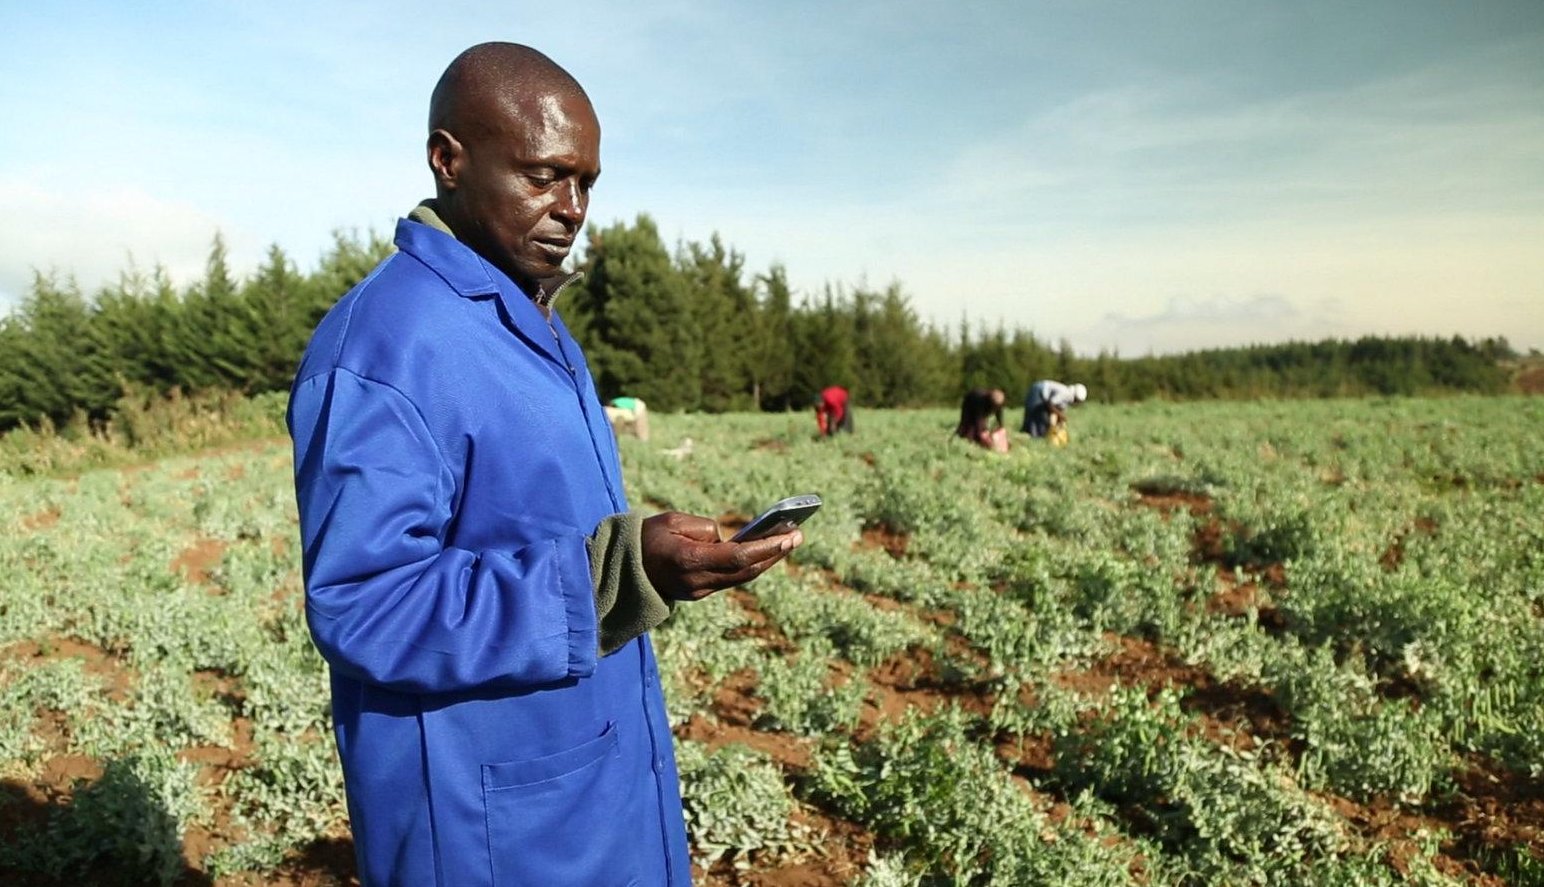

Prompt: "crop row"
[0,396,1540,885]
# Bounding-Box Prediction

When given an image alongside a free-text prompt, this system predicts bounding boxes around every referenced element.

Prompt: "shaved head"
[424,42,601,297]
[429,42,589,143]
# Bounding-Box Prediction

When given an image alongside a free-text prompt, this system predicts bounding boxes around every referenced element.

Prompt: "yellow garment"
[1047,411,1069,447]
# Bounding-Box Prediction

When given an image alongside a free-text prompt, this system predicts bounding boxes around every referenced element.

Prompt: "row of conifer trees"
[0,215,1513,433]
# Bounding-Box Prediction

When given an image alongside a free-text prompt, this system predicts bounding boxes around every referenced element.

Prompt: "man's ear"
[427,129,463,190]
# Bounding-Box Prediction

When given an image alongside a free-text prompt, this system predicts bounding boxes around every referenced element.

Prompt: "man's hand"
[641,512,803,602]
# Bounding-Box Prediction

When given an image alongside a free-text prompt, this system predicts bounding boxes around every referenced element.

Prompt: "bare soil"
[856,524,909,560]
[172,537,229,588]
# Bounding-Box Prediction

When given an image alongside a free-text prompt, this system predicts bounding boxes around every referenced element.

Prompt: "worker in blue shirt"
[288,43,802,887]
[1022,379,1088,438]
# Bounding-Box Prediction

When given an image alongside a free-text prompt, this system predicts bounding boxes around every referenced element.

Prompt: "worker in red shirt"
[814,385,854,436]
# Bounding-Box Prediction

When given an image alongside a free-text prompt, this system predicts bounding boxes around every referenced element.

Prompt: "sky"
[2,0,1541,356]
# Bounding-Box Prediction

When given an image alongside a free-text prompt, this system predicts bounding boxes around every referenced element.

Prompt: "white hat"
[1071,383,1088,402]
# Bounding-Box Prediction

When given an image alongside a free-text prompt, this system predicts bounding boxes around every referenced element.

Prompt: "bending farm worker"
[604,395,650,441]
[814,384,854,436]
[1023,379,1088,440]
[955,387,1009,452]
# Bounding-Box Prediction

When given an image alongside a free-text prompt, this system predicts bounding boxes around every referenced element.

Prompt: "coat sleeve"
[289,368,598,694]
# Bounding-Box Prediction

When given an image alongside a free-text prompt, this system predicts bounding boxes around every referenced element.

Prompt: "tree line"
[0,215,1514,432]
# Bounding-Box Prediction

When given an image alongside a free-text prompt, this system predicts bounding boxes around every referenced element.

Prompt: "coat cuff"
[587,512,675,656]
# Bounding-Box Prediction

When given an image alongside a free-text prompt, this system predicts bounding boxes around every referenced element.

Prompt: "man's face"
[444,90,601,293]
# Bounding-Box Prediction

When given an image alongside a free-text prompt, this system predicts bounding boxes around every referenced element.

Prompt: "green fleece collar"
[407,199,455,236]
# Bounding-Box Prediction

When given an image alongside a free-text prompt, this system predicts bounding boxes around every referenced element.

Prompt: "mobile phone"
[729,494,823,542]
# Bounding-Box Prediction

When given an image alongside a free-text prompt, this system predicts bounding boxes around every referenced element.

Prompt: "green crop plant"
[72,661,233,757]
[753,649,869,736]
[1295,695,1451,803]
[0,751,206,886]
[809,705,1141,885]
[1049,685,1351,884]
[753,568,938,667]
[853,851,925,887]
[218,731,347,858]
[0,656,109,771]
[676,741,801,868]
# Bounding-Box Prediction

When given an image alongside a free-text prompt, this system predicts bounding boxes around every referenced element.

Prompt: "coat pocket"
[482,722,644,887]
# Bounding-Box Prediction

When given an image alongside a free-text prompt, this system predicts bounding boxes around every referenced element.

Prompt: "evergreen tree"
[1006,329,1058,400]
[0,317,25,428]
[790,289,858,408]
[960,325,1018,393]
[91,263,179,394]
[574,215,703,410]
[3,273,114,426]
[0,217,1521,434]
[681,234,754,411]
[853,283,947,406]
[237,244,307,391]
[174,233,244,390]
[748,265,797,410]
[1089,350,1119,403]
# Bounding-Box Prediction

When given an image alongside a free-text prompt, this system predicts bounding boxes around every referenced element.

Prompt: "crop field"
[1,397,1542,886]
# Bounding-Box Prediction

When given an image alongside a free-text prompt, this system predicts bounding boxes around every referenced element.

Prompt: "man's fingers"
[647,511,720,543]
[738,528,803,559]
[704,531,801,574]
[677,556,779,600]
[674,515,723,543]
[643,512,805,602]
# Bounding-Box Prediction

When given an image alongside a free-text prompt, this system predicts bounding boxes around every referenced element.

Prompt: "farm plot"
[1,397,1542,885]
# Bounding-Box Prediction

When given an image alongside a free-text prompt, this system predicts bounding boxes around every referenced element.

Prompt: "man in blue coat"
[288,43,802,886]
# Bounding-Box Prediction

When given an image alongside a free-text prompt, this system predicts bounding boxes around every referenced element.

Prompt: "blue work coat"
[288,218,689,886]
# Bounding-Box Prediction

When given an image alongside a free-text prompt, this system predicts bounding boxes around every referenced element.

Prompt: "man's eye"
[526,170,557,186]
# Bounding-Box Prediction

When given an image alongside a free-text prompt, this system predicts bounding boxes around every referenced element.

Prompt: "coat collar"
[400,200,583,307]
[395,204,585,367]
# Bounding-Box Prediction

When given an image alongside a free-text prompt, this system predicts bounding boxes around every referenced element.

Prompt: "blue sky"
[3,0,1541,355]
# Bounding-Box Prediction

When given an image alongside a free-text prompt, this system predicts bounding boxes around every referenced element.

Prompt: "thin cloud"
[939,35,1544,229]
[0,178,231,307]
[1104,294,1303,328]
[1087,294,1349,355]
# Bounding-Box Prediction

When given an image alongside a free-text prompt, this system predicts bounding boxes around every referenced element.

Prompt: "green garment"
[588,512,675,655]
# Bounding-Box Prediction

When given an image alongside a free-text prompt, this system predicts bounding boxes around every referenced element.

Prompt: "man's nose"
[553,180,586,224]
